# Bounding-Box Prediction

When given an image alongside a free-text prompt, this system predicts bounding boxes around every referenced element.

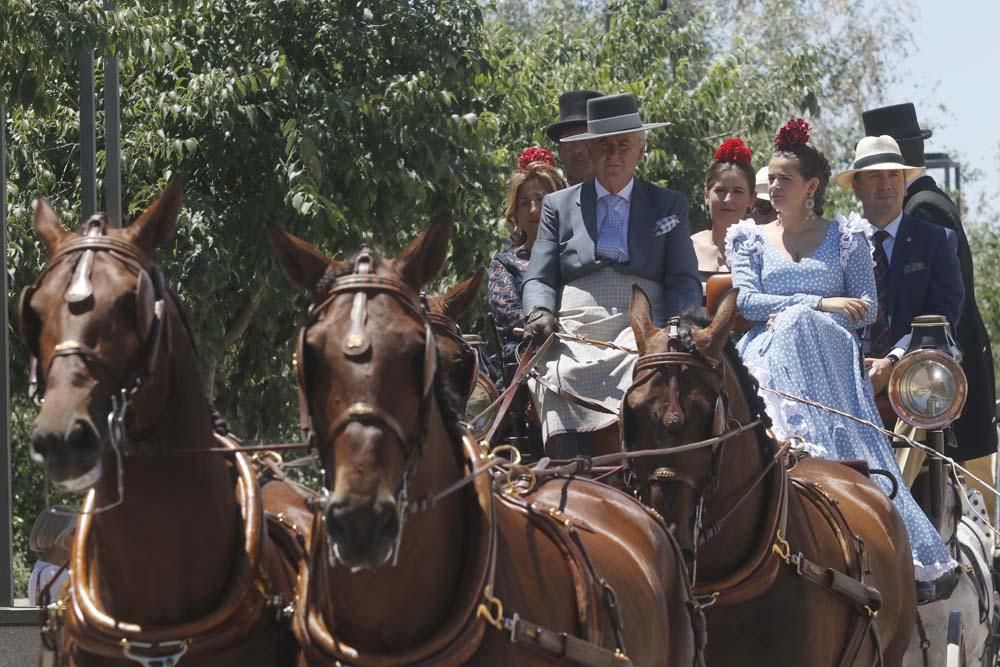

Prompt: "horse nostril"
[374,502,399,541]
[66,419,100,455]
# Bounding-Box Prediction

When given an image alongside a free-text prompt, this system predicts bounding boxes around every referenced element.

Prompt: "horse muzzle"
[324,496,400,571]
[30,416,104,492]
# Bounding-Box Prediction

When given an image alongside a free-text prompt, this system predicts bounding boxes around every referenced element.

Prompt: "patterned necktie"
[596,194,628,263]
[868,229,891,357]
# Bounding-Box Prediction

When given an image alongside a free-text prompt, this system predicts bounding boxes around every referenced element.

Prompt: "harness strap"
[480,335,556,446]
[503,614,633,666]
[528,369,620,416]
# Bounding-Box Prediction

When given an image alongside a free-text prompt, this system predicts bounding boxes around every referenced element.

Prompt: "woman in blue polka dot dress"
[726,120,957,598]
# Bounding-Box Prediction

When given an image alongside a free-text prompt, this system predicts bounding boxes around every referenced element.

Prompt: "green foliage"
[970,223,1000,393]
[3,0,913,594]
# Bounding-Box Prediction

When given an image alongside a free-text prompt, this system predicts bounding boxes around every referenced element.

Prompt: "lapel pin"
[906,236,912,242]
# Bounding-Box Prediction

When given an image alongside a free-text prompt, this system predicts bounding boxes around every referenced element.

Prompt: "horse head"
[23,179,183,492]
[425,268,485,408]
[270,216,461,571]
[624,286,750,561]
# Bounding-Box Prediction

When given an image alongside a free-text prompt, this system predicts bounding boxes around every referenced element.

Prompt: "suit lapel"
[627,179,653,266]
[580,180,598,247]
[889,215,915,319]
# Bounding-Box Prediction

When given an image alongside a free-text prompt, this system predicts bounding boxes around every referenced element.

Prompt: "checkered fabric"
[528,268,664,440]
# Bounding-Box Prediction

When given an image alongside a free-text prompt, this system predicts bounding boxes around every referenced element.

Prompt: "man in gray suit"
[521,93,701,454]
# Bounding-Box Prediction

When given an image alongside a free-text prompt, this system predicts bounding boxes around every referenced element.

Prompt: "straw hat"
[754,166,769,201]
[834,135,925,188]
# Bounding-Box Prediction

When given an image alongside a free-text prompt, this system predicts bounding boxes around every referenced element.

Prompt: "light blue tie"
[596,194,628,263]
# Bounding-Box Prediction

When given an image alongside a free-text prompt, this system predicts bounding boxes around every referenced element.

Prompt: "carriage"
[18,186,1000,666]
[460,271,1000,667]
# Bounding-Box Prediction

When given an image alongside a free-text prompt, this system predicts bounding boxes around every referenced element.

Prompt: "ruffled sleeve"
[727,219,823,322]
[830,212,877,330]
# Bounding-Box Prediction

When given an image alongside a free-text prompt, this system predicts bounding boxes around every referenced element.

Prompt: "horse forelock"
[673,310,772,430]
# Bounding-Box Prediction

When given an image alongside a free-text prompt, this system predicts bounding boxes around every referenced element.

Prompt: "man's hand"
[865,356,894,394]
[524,308,558,343]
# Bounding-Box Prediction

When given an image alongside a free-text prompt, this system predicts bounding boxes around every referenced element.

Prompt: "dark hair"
[504,162,566,246]
[704,162,756,197]
[772,144,832,216]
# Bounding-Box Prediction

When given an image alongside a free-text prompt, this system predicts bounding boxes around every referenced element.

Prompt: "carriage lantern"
[887,315,968,430]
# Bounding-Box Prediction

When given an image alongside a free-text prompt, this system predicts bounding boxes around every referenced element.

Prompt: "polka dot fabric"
[728,215,957,581]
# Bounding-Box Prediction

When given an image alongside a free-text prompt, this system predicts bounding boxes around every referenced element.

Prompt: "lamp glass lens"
[899,360,957,419]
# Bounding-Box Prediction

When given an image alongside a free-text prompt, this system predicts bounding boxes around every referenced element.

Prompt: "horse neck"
[696,357,771,579]
[323,401,470,650]
[88,302,241,621]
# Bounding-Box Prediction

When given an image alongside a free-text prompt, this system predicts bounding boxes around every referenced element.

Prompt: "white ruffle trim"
[833,211,874,270]
[724,218,764,264]
[744,354,830,457]
[913,557,959,582]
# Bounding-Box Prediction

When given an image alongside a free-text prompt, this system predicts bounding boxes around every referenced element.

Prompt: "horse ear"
[33,199,70,257]
[437,268,484,320]
[629,285,656,355]
[125,175,184,254]
[267,226,337,292]
[395,212,452,289]
[697,288,738,362]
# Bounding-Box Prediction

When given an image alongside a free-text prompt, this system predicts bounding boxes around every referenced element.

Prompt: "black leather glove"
[524,308,558,343]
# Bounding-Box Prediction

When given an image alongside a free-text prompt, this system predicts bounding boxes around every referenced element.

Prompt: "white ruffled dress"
[726,214,956,581]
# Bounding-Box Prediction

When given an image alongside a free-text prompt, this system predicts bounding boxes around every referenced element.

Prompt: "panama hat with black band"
[559,93,668,143]
[834,135,925,188]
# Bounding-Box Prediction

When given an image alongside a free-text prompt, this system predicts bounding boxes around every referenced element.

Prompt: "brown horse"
[23,180,303,666]
[269,219,702,666]
[623,286,916,666]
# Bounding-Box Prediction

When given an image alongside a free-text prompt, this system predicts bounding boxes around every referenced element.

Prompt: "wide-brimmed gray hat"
[560,93,668,143]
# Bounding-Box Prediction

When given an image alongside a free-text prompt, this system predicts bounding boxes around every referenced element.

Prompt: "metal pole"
[0,102,13,605]
[103,0,121,228]
[79,50,98,221]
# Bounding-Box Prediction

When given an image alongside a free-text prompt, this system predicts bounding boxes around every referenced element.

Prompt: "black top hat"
[546,90,603,143]
[862,103,932,142]
[559,93,669,143]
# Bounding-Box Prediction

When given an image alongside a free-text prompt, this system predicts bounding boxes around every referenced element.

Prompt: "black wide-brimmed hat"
[862,103,932,142]
[559,93,668,143]
[546,90,603,143]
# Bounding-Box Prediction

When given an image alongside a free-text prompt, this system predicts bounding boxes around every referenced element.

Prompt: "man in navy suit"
[838,135,963,390]
[837,135,964,484]
[521,93,700,454]
[864,103,997,472]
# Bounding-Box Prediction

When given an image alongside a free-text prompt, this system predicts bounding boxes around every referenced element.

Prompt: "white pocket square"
[654,215,680,236]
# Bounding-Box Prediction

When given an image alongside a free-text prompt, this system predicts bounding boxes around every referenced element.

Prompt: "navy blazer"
[885,213,963,343]
[521,178,701,324]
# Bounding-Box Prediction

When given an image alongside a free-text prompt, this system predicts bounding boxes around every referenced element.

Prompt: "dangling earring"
[804,195,816,220]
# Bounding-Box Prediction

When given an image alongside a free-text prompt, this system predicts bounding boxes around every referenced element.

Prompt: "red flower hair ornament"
[518,146,556,172]
[774,118,811,151]
[714,137,752,165]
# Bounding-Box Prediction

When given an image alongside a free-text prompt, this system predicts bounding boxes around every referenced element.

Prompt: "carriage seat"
[705,275,753,334]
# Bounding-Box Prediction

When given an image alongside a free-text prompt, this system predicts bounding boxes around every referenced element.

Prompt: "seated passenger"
[487,148,566,364]
[751,166,778,225]
[691,137,756,288]
[728,118,958,603]
[835,135,963,487]
[521,93,700,456]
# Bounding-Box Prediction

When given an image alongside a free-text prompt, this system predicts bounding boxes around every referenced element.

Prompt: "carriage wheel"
[946,610,966,667]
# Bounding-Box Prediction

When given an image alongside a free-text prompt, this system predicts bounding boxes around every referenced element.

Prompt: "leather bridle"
[426,309,479,402]
[620,318,769,575]
[19,216,172,460]
[294,246,440,566]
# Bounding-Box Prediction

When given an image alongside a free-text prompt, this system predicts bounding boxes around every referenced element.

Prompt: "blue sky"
[886,1,999,222]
